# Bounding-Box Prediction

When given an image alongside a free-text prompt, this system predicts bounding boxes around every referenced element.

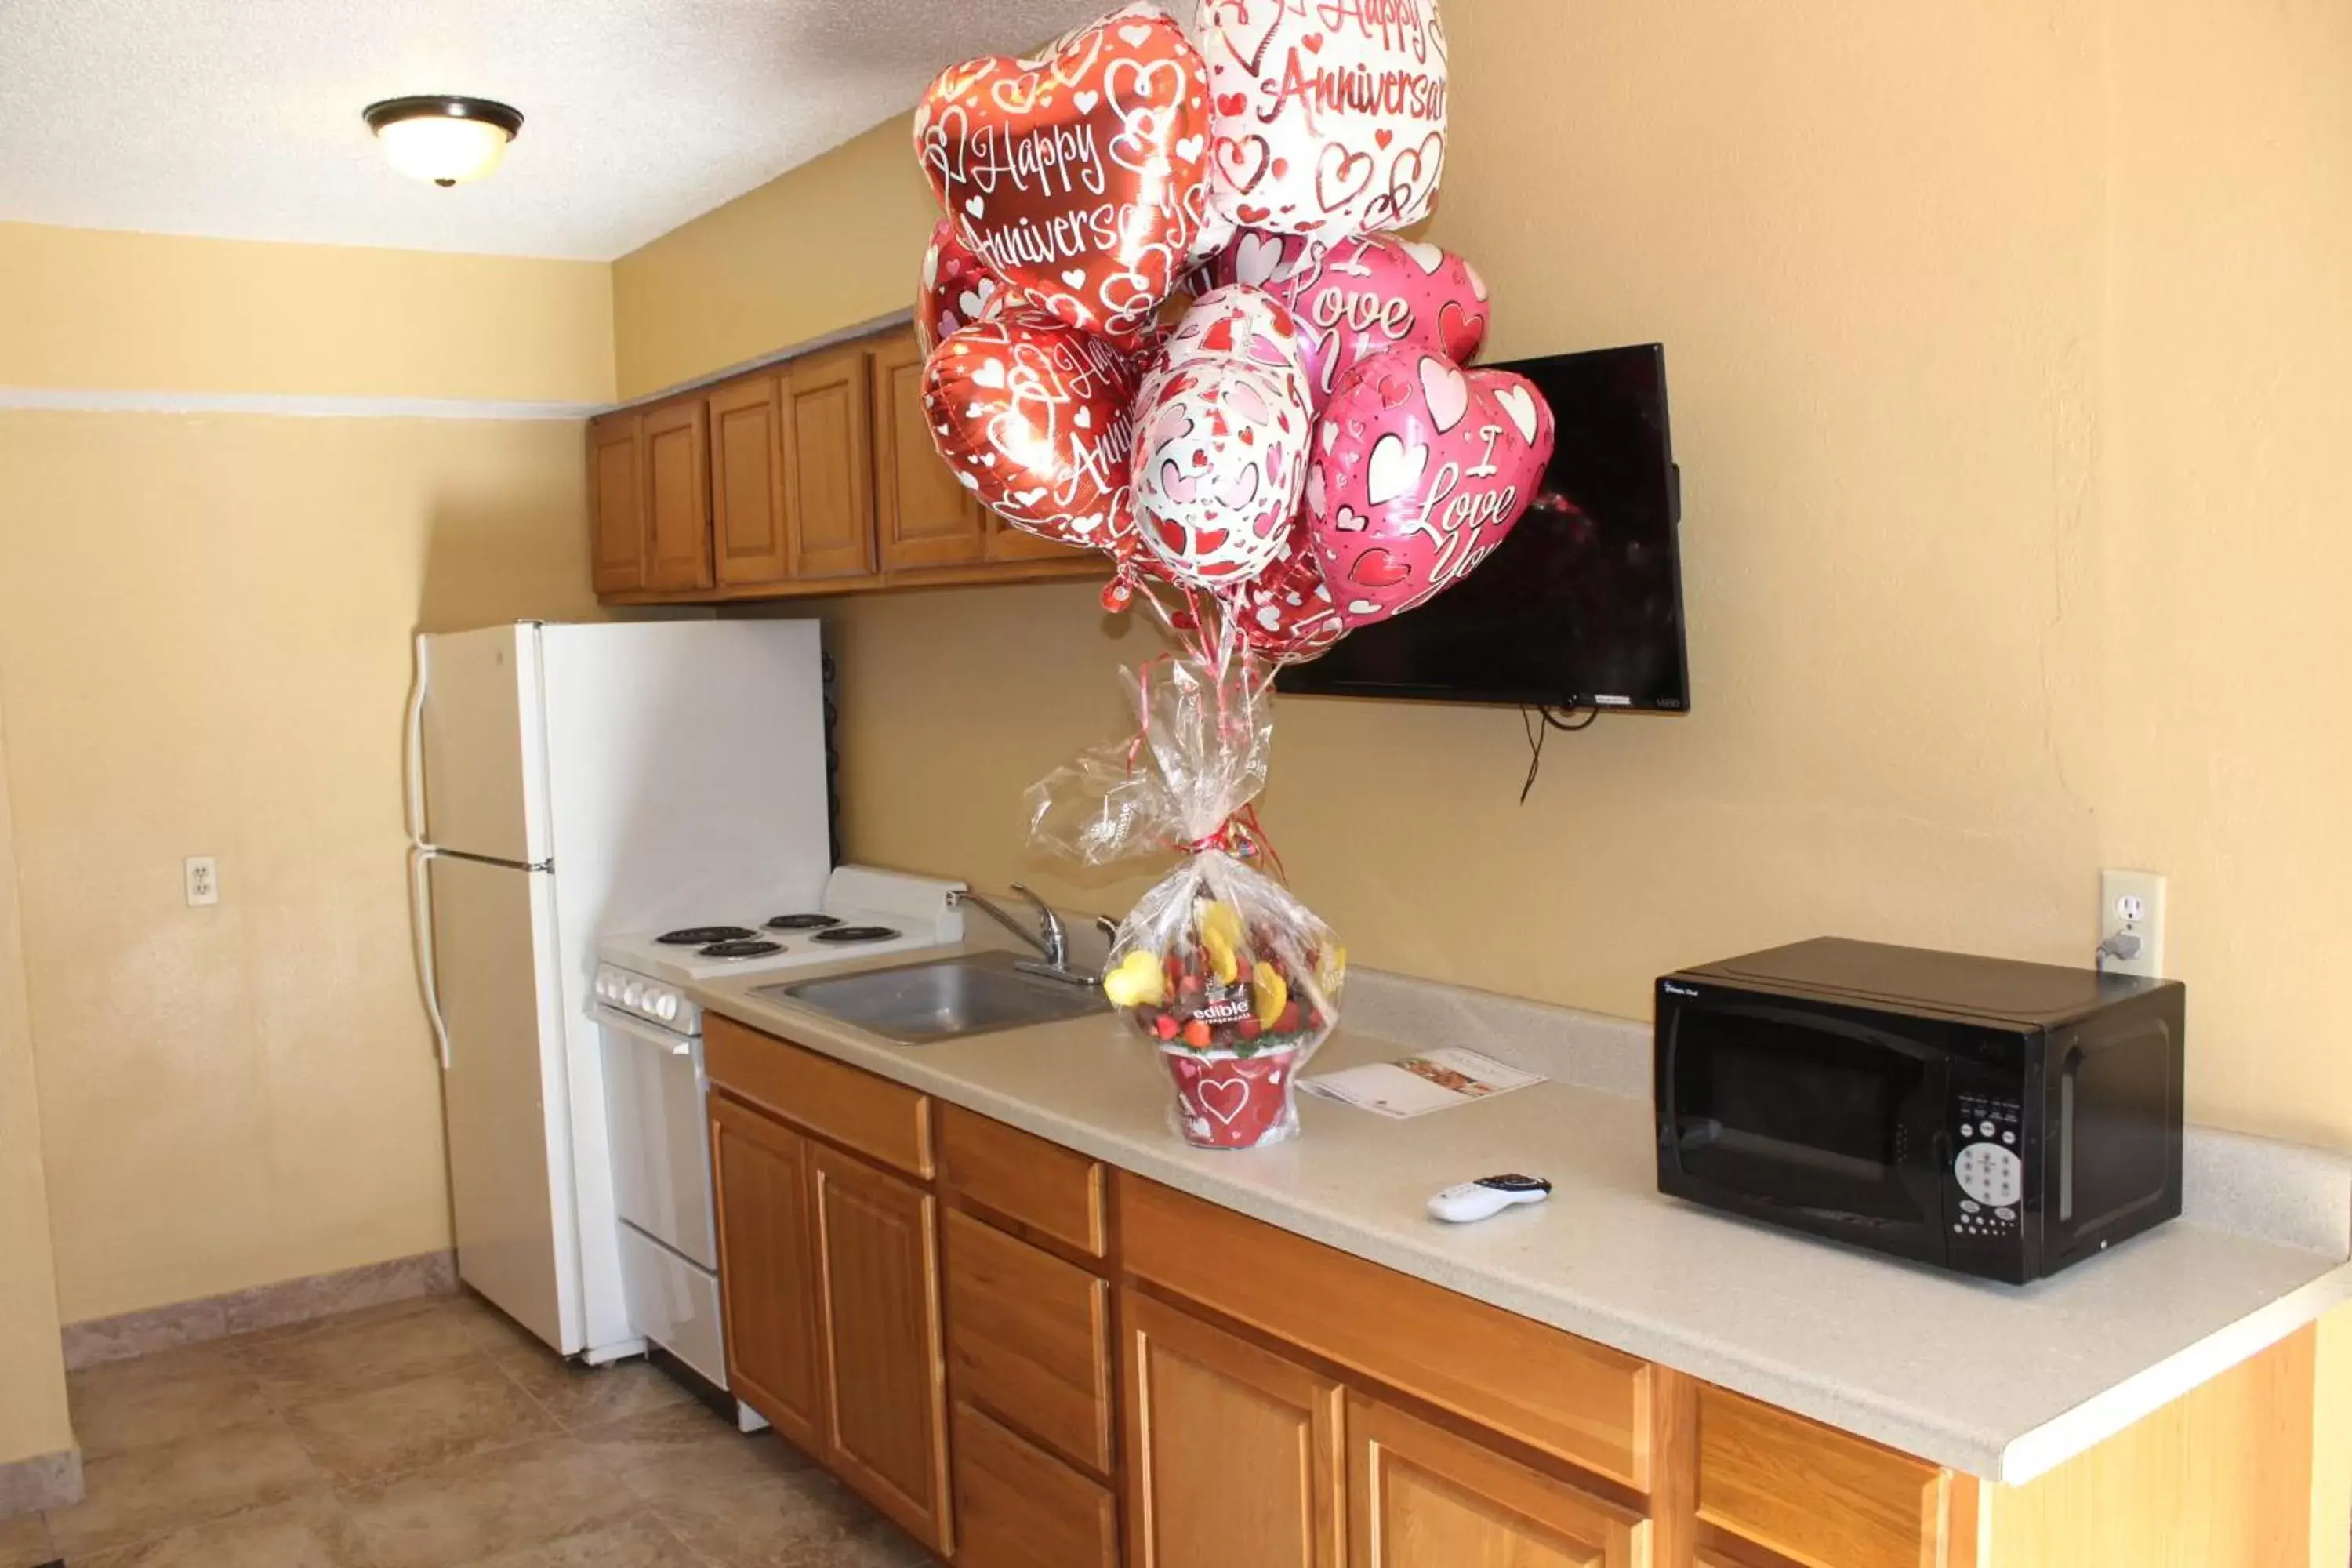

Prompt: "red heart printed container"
[1160,1042,1305,1149]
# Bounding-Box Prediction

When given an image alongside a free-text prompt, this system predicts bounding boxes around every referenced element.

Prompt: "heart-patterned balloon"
[924,309,1142,552]
[916,218,1028,358]
[1196,0,1448,236]
[1131,287,1316,586]
[1238,525,1346,662]
[914,4,1210,347]
[1306,348,1555,630]
[1210,229,1490,408]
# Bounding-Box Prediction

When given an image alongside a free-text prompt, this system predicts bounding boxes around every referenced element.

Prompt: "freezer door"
[417,624,550,865]
[429,852,579,1353]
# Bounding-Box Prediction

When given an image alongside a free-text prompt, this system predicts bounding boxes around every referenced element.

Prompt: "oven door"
[1658,991,1951,1265]
[597,1006,718,1271]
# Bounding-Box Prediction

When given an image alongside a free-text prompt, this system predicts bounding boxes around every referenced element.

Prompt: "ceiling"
[0,0,1109,261]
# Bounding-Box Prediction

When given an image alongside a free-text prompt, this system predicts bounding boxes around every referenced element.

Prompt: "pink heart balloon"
[1131,287,1315,588]
[1211,230,1490,408]
[1306,348,1556,630]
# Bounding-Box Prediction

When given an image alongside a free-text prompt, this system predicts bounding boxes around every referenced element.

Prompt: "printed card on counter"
[1299,1047,1545,1120]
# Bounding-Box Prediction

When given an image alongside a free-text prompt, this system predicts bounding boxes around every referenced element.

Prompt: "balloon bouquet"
[914,0,1555,1149]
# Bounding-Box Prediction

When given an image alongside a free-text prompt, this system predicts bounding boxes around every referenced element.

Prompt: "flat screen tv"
[1275,343,1687,713]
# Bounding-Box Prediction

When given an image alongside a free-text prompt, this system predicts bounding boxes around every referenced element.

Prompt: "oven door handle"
[592,1005,696,1057]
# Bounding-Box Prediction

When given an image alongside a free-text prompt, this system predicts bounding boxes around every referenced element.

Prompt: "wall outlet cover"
[2100,868,2165,978]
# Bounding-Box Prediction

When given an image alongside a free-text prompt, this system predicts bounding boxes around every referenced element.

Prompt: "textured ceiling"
[0,0,1111,260]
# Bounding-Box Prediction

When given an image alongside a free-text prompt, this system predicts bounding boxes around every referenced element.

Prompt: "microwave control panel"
[1951,1091,2024,1236]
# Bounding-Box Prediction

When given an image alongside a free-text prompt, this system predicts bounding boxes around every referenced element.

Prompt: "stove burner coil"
[699,939,786,960]
[811,925,902,945]
[659,926,757,946]
[764,913,844,931]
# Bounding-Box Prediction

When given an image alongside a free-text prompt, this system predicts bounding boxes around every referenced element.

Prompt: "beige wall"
[0,224,616,1330]
[619,1,2352,1147]
[0,730,72,1466]
[0,223,615,402]
[612,115,935,400]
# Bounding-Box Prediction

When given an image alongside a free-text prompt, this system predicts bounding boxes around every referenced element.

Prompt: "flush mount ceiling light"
[363,96,523,187]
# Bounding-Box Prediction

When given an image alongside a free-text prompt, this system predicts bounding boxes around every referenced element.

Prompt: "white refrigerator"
[405,619,829,1362]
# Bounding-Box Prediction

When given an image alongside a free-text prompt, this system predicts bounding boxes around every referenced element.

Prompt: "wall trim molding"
[0,1445,82,1519]
[60,1249,457,1370]
[0,387,600,421]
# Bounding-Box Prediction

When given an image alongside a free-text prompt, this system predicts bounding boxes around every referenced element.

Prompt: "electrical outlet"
[184,856,219,907]
[2100,869,2165,978]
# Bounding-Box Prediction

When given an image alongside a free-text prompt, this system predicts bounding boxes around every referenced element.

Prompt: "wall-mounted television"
[1275,343,1688,713]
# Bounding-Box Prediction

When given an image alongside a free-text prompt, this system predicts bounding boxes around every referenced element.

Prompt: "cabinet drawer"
[953,1400,1119,1568]
[1696,1385,1963,1568]
[1120,1177,1653,1490]
[939,1105,1106,1257]
[706,1014,931,1178]
[945,1210,1112,1472]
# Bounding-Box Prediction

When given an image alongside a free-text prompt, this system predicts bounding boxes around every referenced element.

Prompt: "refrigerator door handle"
[405,633,432,850]
[409,845,453,1070]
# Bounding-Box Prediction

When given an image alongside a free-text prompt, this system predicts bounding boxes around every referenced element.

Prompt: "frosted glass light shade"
[364,98,522,187]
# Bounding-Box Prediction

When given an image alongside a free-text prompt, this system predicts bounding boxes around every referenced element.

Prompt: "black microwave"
[1654,938,2184,1283]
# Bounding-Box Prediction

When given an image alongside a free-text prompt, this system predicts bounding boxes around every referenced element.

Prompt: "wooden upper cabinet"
[642,398,713,591]
[709,1094,825,1452]
[811,1144,953,1556]
[1124,1287,1344,1568]
[586,412,646,593]
[871,329,988,572]
[708,376,790,587]
[1349,1392,1646,1568]
[782,344,879,583]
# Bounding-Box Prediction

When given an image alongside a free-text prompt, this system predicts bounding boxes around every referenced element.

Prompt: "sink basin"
[754,949,1111,1044]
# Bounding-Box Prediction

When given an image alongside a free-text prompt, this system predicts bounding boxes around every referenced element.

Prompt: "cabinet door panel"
[783,346,878,582]
[872,330,987,571]
[1696,1385,1955,1568]
[710,376,789,586]
[812,1144,953,1555]
[954,1399,1120,1568]
[1124,1288,1342,1568]
[1350,1392,1645,1568]
[588,412,645,593]
[709,1094,823,1450]
[945,1209,1112,1472]
[643,398,713,590]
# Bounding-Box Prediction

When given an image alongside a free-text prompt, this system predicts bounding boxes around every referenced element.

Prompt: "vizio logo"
[1662,982,1700,998]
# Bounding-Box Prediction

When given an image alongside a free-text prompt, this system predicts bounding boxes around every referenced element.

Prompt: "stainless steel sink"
[753,949,1111,1044]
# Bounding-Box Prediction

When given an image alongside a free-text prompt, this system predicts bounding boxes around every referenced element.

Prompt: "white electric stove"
[591,865,963,1402]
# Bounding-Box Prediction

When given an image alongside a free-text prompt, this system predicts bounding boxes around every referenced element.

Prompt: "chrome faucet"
[950,885,1092,986]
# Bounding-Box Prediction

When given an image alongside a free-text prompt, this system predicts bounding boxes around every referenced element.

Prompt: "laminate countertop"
[683,939,2352,1484]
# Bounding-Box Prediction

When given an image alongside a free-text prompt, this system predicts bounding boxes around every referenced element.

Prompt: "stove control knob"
[622,981,643,1008]
[655,993,680,1022]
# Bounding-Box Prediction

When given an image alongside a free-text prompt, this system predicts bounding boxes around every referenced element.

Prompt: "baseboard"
[60,1250,456,1370]
[0,1445,82,1517]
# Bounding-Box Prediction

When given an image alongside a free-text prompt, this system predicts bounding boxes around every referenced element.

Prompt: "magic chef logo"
[1662,982,1700,998]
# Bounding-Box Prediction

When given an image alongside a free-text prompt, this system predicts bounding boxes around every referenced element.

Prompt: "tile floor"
[2,1291,931,1568]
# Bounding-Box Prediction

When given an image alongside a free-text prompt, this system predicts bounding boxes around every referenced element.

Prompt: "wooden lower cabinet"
[954,1399,1120,1568]
[810,1142,953,1555]
[1123,1288,1344,1568]
[1349,1393,1647,1568]
[708,1094,824,1451]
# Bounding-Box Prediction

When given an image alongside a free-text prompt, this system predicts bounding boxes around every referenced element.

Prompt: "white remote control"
[1427,1174,1553,1224]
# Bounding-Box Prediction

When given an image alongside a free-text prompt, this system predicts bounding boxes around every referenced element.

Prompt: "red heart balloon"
[916,218,1029,358]
[1238,526,1346,663]
[923,310,1142,552]
[914,4,1210,347]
